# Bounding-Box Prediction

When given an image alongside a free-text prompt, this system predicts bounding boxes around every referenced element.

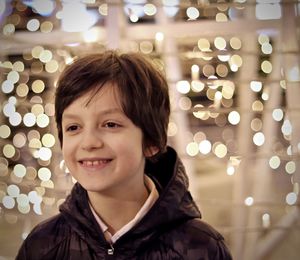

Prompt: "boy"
[16,51,232,259]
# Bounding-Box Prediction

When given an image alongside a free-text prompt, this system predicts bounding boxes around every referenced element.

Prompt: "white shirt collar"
[89,175,159,244]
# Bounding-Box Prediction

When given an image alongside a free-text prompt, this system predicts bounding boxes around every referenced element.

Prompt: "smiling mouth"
[79,159,112,167]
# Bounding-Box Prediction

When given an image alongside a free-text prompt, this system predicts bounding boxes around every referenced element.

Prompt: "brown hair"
[55,50,170,158]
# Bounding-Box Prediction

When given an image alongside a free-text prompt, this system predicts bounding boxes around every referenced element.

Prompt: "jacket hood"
[59,146,201,252]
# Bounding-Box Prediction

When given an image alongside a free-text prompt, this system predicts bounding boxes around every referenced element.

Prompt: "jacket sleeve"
[213,238,232,260]
[181,219,233,260]
[16,240,28,260]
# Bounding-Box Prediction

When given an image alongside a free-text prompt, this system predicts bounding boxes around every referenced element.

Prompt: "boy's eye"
[66,125,79,132]
[104,122,120,128]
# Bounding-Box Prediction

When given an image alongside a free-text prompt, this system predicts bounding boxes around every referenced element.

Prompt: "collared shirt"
[89,175,159,244]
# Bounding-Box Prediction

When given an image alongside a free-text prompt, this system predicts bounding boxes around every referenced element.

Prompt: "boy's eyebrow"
[62,108,124,120]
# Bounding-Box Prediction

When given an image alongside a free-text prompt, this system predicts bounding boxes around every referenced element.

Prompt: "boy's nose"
[81,131,104,150]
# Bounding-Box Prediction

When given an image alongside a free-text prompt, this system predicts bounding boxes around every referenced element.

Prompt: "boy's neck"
[87,184,149,235]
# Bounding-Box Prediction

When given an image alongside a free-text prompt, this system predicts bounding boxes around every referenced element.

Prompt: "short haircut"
[55,50,170,158]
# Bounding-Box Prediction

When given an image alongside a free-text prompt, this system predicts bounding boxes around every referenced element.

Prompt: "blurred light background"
[0,0,300,259]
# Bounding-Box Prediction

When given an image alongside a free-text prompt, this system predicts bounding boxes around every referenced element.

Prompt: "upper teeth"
[82,160,109,166]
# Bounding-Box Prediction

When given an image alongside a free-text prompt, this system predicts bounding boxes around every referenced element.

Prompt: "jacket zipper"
[107,243,114,255]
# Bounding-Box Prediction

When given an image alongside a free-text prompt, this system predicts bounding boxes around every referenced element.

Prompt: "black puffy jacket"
[16,147,232,260]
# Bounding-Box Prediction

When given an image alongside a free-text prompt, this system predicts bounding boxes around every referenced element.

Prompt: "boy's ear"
[144,146,159,158]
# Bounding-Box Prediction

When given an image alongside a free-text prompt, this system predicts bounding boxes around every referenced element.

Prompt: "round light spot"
[186,7,199,20]
[9,112,22,126]
[13,132,27,148]
[227,166,235,176]
[230,37,242,50]
[8,96,17,105]
[285,161,296,174]
[27,19,40,32]
[186,142,199,156]
[29,138,42,149]
[3,23,15,35]
[216,12,228,22]
[258,34,269,45]
[2,196,15,209]
[193,131,206,143]
[98,3,108,15]
[230,54,243,67]
[0,125,11,138]
[39,50,52,63]
[178,96,192,111]
[41,180,54,189]
[33,203,42,215]
[1,80,14,94]
[253,132,265,146]
[31,104,44,116]
[3,144,15,158]
[28,191,42,204]
[286,192,297,205]
[198,38,210,51]
[269,156,280,169]
[32,46,44,59]
[281,120,292,135]
[38,167,51,181]
[40,21,53,33]
[191,80,205,92]
[32,80,45,94]
[7,71,20,83]
[261,60,272,74]
[222,84,235,99]
[23,113,36,127]
[252,100,264,111]
[199,140,211,155]
[3,102,16,117]
[216,64,228,77]
[176,80,190,94]
[13,164,26,178]
[263,91,269,101]
[261,42,273,54]
[17,194,29,206]
[38,147,52,161]
[193,104,207,120]
[144,3,157,16]
[18,204,30,214]
[36,114,50,128]
[214,37,226,50]
[272,108,284,121]
[202,64,215,77]
[2,61,13,69]
[129,14,139,23]
[16,83,29,97]
[41,134,55,147]
[13,61,25,72]
[262,213,271,228]
[167,122,177,137]
[214,143,227,158]
[250,81,262,92]
[7,184,20,197]
[25,167,37,181]
[228,111,240,125]
[45,60,59,73]
[251,118,262,131]
[244,196,254,206]
[155,32,164,42]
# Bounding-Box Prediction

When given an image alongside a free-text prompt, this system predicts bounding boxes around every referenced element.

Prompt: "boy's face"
[61,83,147,197]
